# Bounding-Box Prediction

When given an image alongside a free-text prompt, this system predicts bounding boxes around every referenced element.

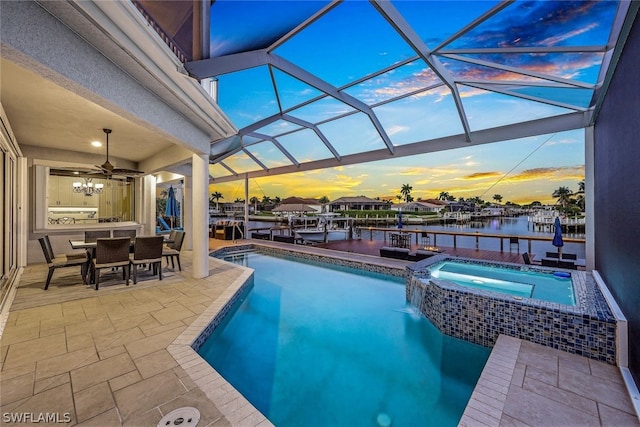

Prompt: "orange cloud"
[462,171,502,180]
[503,166,584,183]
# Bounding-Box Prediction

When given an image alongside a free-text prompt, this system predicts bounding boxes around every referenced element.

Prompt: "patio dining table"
[69,235,173,251]
[69,236,173,283]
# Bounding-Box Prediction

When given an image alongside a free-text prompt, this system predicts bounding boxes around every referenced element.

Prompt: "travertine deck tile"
[0,383,76,425]
[35,346,98,380]
[113,369,186,421]
[74,381,115,423]
[70,352,136,392]
[75,408,122,427]
[0,371,35,405]
[34,372,70,394]
[503,386,600,426]
[464,335,639,426]
[133,349,178,379]
[0,322,40,346]
[3,333,67,370]
[124,326,185,359]
[108,369,142,392]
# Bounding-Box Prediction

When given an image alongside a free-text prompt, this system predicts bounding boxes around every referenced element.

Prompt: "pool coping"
[459,335,521,426]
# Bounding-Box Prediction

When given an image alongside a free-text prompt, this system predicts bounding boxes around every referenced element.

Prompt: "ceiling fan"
[94,128,144,177]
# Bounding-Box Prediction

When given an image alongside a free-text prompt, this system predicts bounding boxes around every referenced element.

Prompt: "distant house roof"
[423,199,449,206]
[280,196,319,205]
[330,196,387,205]
[271,204,315,213]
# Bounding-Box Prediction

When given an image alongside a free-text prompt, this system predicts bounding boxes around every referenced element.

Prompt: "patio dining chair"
[420,232,430,247]
[164,229,178,248]
[85,230,111,243]
[92,237,131,290]
[113,229,137,241]
[163,230,185,271]
[114,229,137,253]
[509,236,519,252]
[38,235,89,290]
[130,236,164,284]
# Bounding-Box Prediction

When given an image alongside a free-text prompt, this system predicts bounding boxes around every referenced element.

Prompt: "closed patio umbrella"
[165,186,179,229]
[552,216,564,256]
[397,211,403,229]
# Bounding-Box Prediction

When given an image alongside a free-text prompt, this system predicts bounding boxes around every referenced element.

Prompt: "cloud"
[397,167,429,176]
[387,125,409,136]
[462,171,502,181]
[503,166,584,183]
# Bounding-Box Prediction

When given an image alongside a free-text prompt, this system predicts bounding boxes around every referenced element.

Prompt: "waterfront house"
[2,1,640,425]
[329,196,390,212]
[391,201,442,213]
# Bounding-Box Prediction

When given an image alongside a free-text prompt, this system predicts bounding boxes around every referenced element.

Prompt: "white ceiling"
[0,59,174,164]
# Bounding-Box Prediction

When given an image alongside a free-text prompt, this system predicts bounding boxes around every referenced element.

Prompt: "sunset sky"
[206,1,609,205]
[209,128,585,205]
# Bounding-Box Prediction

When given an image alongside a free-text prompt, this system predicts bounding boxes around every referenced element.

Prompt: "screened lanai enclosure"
[134,0,633,182]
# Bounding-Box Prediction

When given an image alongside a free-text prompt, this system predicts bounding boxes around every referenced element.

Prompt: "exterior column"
[141,175,156,236]
[244,174,249,237]
[192,153,209,279]
[585,126,595,270]
[183,177,193,251]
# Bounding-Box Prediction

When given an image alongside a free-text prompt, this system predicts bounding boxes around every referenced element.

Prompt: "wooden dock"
[316,238,524,264]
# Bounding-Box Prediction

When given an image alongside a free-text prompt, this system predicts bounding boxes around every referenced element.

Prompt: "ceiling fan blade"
[112,168,145,176]
[96,129,144,177]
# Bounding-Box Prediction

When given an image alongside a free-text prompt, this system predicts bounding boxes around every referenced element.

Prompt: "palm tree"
[552,186,573,208]
[273,196,281,204]
[577,180,585,194]
[157,189,168,215]
[318,195,330,213]
[438,191,450,201]
[209,191,223,210]
[261,195,271,205]
[250,196,260,213]
[493,194,503,204]
[400,184,413,202]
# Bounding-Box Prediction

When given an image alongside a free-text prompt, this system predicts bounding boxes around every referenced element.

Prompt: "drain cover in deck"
[157,407,200,427]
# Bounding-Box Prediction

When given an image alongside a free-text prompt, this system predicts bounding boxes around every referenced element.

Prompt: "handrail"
[356,226,585,253]
[232,224,244,241]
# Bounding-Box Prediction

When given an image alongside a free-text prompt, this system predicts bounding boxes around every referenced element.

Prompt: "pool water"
[199,251,490,427]
[429,261,575,305]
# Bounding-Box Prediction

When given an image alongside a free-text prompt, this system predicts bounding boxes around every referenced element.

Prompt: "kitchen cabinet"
[49,175,100,207]
[99,179,130,221]
[48,176,75,206]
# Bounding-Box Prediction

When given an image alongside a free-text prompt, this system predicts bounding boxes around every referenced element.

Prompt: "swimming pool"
[428,260,575,305]
[199,251,490,426]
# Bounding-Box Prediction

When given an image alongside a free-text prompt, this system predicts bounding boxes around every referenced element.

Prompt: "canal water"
[248,215,586,259]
